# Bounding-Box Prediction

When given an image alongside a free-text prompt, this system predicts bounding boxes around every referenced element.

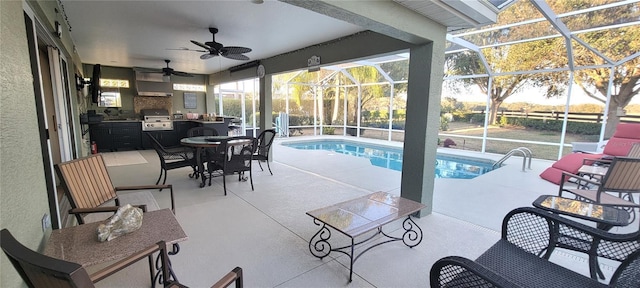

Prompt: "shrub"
[322,127,335,135]
[440,116,449,131]
[506,117,600,135]
[498,116,508,127]
[470,113,485,124]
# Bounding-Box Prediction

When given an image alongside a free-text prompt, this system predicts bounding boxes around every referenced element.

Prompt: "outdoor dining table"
[180,135,252,188]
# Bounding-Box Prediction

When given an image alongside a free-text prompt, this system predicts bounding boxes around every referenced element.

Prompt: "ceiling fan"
[190,28,252,60]
[137,59,193,78]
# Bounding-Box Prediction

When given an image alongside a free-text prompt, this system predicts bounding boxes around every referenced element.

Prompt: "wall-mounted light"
[308,55,321,67]
[54,21,62,38]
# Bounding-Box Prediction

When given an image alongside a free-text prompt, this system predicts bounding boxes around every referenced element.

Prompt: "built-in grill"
[141,109,173,131]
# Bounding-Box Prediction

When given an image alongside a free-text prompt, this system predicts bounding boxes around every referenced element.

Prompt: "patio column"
[259,75,273,131]
[401,42,444,217]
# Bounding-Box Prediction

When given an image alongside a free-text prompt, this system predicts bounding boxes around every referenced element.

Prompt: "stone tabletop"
[44,209,188,267]
[306,191,426,237]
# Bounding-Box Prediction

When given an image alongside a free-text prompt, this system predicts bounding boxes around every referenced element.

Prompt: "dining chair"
[54,153,175,225]
[559,156,640,224]
[208,136,256,195]
[146,132,197,185]
[0,229,243,288]
[187,127,220,178]
[253,129,276,175]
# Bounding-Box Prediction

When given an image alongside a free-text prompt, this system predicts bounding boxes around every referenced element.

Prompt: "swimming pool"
[282,139,498,179]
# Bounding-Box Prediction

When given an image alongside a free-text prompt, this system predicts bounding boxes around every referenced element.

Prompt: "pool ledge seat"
[540,122,640,185]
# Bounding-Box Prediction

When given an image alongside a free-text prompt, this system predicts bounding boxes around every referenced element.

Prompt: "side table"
[533,195,629,230]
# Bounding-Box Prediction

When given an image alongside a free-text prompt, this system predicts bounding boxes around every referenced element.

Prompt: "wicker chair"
[253,129,276,175]
[187,127,220,178]
[559,156,640,223]
[146,132,197,186]
[430,207,640,287]
[0,229,243,288]
[208,136,256,195]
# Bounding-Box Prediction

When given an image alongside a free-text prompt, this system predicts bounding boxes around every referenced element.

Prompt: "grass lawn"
[439,122,599,160]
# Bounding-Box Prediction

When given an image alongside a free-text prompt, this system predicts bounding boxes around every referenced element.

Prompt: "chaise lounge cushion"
[602,137,640,156]
[540,122,640,184]
[539,153,603,184]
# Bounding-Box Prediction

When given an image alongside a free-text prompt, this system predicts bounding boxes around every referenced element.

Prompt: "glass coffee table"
[533,195,630,230]
[306,191,426,282]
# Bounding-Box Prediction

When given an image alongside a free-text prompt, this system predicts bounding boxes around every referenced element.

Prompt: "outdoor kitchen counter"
[178,119,226,123]
[102,119,142,122]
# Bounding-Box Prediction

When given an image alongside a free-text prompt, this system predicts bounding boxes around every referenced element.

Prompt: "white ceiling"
[62,0,497,75]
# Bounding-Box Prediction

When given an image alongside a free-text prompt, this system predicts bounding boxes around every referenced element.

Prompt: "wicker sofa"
[430,207,640,288]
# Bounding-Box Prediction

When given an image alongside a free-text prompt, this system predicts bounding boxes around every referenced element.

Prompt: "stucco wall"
[1,1,52,287]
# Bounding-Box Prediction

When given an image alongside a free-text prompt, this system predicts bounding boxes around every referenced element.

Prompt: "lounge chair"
[559,156,640,223]
[430,207,640,287]
[540,123,640,184]
[55,153,174,225]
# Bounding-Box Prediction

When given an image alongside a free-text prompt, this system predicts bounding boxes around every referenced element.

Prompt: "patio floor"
[93,135,637,287]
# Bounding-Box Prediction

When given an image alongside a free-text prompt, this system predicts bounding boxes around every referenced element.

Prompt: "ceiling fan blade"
[200,53,217,60]
[221,46,252,54]
[223,53,250,61]
[167,47,208,53]
[191,40,211,50]
[134,67,163,73]
[171,71,194,77]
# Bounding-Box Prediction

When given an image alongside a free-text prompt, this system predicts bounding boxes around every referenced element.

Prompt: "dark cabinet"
[142,130,179,149]
[112,123,141,150]
[174,121,197,140]
[89,122,141,152]
[89,123,113,152]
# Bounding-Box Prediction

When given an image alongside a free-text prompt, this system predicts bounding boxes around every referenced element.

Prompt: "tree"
[446,0,567,125]
[446,0,639,129]
[342,66,385,124]
[551,0,640,137]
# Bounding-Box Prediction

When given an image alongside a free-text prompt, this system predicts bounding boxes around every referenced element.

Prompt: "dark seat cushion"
[476,240,605,288]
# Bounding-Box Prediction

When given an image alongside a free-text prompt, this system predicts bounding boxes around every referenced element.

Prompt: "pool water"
[282,140,498,179]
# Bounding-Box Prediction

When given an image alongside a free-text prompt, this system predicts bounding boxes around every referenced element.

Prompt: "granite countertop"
[103,119,142,122]
[43,209,188,267]
[186,120,225,123]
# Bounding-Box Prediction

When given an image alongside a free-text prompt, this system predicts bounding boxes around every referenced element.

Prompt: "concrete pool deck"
[94,135,637,287]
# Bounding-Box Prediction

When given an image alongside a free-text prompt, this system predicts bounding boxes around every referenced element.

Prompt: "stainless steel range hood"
[134,71,173,97]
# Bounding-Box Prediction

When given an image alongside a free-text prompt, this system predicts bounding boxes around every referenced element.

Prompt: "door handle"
[52,115,57,132]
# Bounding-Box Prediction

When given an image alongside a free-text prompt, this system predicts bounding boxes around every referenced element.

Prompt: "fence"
[471,110,640,123]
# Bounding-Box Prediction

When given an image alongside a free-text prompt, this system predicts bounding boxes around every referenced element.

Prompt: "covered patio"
[90,137,636,287]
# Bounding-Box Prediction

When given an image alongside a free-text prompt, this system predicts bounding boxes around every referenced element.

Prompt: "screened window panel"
[573,27,640,62]
[380,60,409,82]
[479,38,568,73]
